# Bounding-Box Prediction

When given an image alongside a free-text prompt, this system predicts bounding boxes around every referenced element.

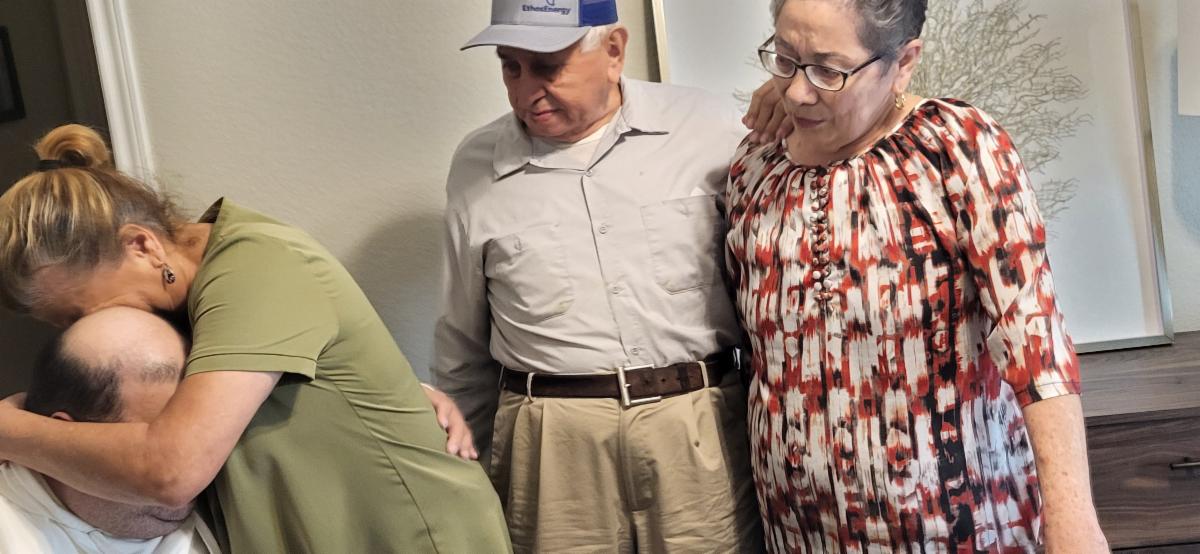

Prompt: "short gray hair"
[579,24,617,52]
[770,0,926,60]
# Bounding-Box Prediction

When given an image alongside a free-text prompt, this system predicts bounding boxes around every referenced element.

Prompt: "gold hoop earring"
[894,92,907,110]
[163,265,176,285]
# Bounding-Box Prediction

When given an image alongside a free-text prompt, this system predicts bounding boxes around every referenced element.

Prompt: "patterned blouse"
[726,99,1081,553]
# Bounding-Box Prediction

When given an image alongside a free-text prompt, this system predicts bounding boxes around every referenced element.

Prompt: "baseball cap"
[462,0,619,53]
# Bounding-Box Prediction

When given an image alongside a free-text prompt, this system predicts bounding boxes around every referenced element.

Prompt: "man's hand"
[420,384,478,461]
[743,80,793,144]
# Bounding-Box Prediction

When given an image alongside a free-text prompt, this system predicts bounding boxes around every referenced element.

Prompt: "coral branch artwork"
[911,0,1091,222]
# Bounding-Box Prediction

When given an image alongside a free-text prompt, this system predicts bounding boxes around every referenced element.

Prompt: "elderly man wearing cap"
[432,0,776,552]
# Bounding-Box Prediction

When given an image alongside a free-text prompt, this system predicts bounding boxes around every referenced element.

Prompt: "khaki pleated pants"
[489,372,764,553]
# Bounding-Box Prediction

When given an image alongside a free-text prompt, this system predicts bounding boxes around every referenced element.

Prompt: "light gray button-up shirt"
[433,78,746,446]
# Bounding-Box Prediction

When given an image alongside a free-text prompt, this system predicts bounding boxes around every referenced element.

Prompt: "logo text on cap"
[522,0,571,15]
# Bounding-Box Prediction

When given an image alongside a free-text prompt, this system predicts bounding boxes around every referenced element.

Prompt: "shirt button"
[630,347,642,356]
[585,169,594,177]
[610,285,623,295]
[598,224,609,234]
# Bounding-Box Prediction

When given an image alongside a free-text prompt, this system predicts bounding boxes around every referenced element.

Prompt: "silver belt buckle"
[616,364,661,408]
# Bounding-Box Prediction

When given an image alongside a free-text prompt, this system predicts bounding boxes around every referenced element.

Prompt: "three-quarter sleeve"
[945,109,1082,407]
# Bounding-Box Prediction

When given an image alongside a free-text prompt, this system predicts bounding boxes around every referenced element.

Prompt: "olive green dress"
[186,199,511,553]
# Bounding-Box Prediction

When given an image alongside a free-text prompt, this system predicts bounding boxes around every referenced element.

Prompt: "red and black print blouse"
[726,99,1081,553]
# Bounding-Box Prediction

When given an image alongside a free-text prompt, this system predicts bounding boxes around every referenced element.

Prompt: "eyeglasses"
[757,35,881,92]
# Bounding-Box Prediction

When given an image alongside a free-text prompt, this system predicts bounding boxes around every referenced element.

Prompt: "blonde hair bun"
[0,123,182,314]
[34,124,112,169]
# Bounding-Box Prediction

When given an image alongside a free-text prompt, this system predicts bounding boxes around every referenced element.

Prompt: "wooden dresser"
[1081,331,1200,552]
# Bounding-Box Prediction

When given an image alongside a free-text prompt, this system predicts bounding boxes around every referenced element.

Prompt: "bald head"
[25,307,194,539]
[26,307,186,424]
[60,307,186,384]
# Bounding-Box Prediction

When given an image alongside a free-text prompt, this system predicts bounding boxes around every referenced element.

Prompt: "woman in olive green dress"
[0,124,512,553]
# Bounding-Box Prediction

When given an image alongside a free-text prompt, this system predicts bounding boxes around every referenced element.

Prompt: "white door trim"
[85,0,154,184]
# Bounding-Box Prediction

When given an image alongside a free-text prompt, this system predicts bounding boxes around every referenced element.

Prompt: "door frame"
[84,0,154,183]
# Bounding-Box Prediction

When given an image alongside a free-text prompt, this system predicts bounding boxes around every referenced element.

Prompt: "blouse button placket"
[808,170,834,305]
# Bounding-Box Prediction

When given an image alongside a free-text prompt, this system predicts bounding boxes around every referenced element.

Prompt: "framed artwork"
[649,0,1173,352]
[0,27,25,123]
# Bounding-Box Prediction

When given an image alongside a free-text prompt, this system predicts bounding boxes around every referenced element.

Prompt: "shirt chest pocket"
[640,195,726,294]
[484,222,575,324]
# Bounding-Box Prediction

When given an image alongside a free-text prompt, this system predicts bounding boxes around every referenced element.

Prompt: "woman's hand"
[1,392,25,411]
[421,384,478,461]
[743,80,793,144]
[0,393,26,463]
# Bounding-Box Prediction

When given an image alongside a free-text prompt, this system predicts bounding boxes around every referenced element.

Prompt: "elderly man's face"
[497,29,625,143]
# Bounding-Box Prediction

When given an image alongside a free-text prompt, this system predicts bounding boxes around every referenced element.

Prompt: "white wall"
[123,1,653,379]
[1134,0,1200,333]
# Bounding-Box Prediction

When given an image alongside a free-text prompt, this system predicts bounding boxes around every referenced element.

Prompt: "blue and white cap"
[462,0,619,53]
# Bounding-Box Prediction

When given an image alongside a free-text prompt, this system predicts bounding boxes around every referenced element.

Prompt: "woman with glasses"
[726,0,1108,551]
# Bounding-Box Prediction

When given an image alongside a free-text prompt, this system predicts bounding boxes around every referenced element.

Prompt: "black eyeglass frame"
[756,35,882,92]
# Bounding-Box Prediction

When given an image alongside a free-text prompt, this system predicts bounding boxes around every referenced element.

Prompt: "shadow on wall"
[0,309,56,397]
[1171,52,1200,238]
[342,208,445,382]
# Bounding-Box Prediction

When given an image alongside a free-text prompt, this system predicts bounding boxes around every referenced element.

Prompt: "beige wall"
[124,1,653,378]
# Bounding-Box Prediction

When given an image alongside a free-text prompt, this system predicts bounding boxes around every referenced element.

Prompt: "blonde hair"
[0,124,185,313]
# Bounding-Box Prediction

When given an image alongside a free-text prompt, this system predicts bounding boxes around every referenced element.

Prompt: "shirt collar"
[491,77,670,178]
[0,462,93,533]
[0,462,216,551]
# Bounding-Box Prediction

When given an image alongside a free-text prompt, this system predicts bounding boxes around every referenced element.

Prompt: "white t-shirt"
[529,118,614,170]
[0,462,218,553]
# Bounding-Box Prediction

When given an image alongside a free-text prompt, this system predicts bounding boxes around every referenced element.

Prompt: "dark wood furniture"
[1081,331,1200,551]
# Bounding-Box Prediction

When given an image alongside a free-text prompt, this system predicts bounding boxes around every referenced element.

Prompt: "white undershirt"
[0,462,218,554]
[530,119,614,170]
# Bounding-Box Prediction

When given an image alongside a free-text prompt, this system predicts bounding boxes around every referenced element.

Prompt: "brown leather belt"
[501,350,738,408]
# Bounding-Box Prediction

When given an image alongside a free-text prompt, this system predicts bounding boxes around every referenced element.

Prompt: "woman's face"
[30,256,176,328]
[772,0,907,162]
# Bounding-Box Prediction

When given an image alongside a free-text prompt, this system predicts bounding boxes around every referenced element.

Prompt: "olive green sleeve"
[186,234,338,379]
